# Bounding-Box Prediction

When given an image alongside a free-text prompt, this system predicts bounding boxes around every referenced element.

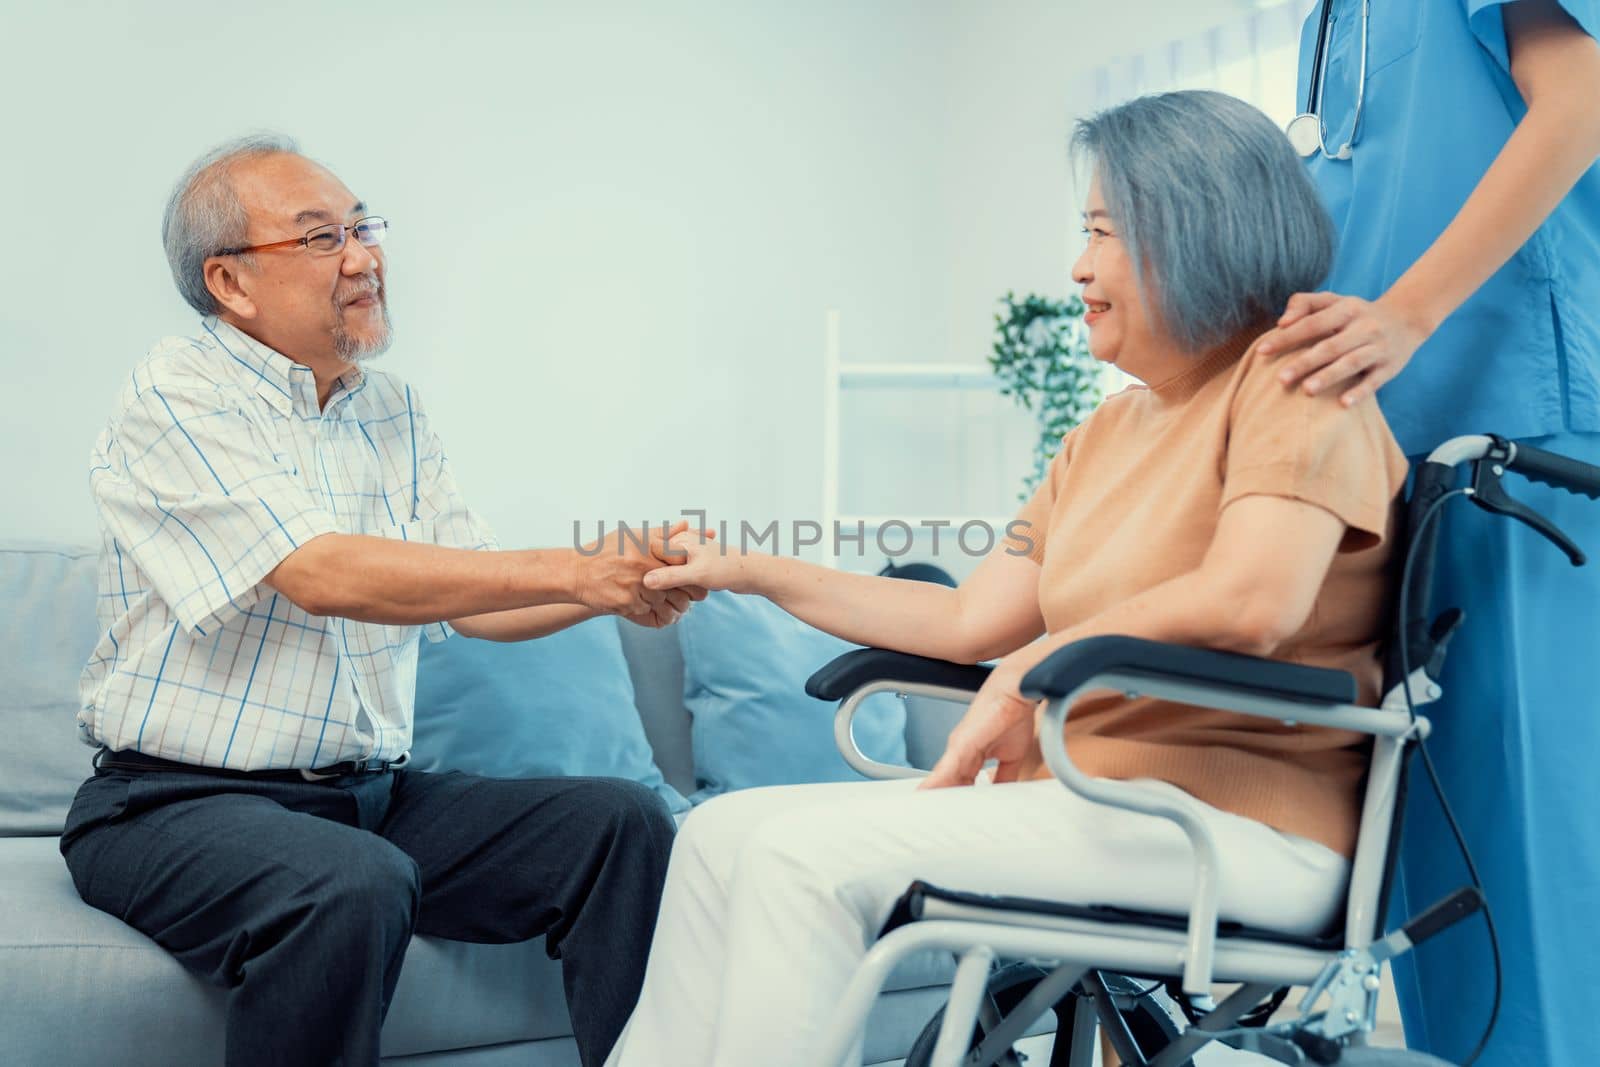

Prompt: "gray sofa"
[0,541,965,1066]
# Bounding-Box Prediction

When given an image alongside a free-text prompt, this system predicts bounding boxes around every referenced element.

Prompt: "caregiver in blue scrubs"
[1254,1,1600,1062]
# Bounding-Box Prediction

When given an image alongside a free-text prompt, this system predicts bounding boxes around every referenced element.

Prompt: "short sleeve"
[1221,349,1407,553]
[398,387,499,643]
[93,383,337,635]
[1005,431,1077,564]
[1465,0,1600,78]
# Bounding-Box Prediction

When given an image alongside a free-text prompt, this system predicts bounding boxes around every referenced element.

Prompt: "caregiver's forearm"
[1384,7,1600,334]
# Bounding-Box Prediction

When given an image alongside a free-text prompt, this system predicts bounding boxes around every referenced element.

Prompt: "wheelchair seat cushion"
[880,880,1344,952]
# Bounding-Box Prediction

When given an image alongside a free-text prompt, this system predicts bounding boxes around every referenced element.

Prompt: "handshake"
[571,520,723,629]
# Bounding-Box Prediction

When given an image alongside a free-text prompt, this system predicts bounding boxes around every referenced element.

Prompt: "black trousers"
[59,763,676,1067]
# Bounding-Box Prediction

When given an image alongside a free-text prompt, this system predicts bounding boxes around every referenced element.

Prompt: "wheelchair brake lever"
[1294,887,1486,1052]
[1471,452,1587,566]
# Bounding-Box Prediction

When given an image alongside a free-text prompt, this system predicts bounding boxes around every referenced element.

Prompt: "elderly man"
[60,134,693,1067]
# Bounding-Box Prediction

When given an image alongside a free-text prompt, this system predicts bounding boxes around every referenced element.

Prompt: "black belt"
[94,748,407,782]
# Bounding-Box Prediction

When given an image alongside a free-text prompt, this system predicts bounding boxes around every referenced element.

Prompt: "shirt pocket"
[1317,0,1421,142]
[1358,0,1423,78]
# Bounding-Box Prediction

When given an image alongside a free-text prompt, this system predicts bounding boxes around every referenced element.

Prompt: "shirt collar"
[327,365,370,409]
[1147,321,1271,406]
[202,316,366,416]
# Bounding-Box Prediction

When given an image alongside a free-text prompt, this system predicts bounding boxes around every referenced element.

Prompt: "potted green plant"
[989,291,1103,496]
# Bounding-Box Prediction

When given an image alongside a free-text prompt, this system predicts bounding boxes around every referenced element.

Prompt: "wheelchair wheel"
[902,963,1191,1067]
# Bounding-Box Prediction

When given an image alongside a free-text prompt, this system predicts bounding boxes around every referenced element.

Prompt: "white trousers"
[605,777,1349,1067]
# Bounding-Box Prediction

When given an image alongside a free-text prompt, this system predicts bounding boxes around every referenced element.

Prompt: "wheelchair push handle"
[1468,436,1593,566]
[1393,434,1596,686]
[1502,440,1600,501]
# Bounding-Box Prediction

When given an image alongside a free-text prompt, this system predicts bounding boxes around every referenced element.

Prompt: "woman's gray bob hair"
[162,133,302,316]
[1071,90,1334,352]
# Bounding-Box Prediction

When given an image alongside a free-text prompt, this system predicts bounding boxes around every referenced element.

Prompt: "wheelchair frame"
[806,433,1598,1067]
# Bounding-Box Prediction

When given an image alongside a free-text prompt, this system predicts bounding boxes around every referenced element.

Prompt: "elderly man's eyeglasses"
[216,216,389,258]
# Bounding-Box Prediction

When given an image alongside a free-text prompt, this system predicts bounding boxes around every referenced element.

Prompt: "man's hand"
[574,521,711,626]
[920,654,1041,789]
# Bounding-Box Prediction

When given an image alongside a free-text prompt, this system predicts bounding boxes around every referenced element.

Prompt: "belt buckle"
[300,752,408,782]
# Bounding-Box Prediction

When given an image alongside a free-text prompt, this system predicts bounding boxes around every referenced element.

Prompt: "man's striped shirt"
[79,317,497,769]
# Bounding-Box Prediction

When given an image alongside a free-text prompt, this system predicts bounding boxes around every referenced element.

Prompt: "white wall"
[0,0,1246,565]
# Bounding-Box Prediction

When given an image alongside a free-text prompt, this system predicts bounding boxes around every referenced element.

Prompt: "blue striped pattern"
[78,317,498,770]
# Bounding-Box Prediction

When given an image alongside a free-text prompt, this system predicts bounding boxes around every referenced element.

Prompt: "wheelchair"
[804,434,1600,1067]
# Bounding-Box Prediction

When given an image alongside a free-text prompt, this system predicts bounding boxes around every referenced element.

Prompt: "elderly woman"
[604,90,1409,1067]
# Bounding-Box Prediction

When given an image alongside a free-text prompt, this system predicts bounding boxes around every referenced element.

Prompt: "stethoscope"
[1286,0,1370,160]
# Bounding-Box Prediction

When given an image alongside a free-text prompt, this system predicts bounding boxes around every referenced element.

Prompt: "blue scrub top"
[1297,0,1600,456]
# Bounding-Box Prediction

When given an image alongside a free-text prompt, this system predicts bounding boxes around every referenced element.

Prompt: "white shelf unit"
[821,309,1012,569]
[833,363,999,389]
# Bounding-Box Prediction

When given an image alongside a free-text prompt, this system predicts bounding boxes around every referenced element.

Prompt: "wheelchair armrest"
[1019,634,1358,707]
[806,648,993,701]
[1023,635,1391,998]
[807,649,993,782]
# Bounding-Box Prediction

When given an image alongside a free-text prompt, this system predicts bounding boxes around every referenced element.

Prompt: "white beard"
[332,300,393,362]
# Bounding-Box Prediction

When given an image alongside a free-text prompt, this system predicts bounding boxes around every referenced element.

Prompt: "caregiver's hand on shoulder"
[1255,291,1432,408]
[920,655,1040,790]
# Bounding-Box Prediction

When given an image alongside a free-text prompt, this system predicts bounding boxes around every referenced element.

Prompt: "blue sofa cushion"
[412,618,688,813]
[0,836,572,1062]
[0,836,954,1066]
[0,543,102,835]
[679,592,908,801]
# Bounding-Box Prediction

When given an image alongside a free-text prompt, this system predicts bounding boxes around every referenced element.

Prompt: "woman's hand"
[920,654,1041,790]
[642,527,751,596]
[579,520,709,627]
[1255,291,1433,407]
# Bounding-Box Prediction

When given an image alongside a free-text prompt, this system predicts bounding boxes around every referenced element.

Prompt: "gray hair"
[162,133,302,315]
[1071,91,1334,352]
